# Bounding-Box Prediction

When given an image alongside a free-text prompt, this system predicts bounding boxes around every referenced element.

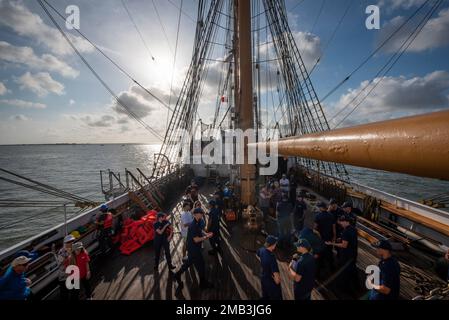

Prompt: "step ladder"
[126,169,161,211]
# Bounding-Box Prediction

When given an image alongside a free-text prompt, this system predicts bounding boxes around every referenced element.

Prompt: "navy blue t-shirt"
[215,199,224,213]
[154,220,170,241]
[257,247,280,280]
[277,200,293,219]
[293,252,316,300]
[339,225,358,262]
[294,200,307,219]
[186,219,204,254]
[208,207,221,232]
[370,256,401,300]
[314,210,335,241]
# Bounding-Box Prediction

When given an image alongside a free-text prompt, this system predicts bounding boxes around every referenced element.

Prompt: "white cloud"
[112,84,170,120]
[1,98,46,109]
[293,31,322,71]
[378,0,426,10]
[0,82,7,95]
[259,31,321,72]
[69,99,75,105]
[0,41,79,78]
[331,71,449,126]
[82,115,116,128]
[378,8,449,53]
[67,114,119,128]
[15,72,65,97]
[10,114,30,121]
[0,0,93,56]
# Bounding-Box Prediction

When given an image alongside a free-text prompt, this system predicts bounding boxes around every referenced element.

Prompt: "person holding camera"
[288,239,316,300]
[154,212,175,272]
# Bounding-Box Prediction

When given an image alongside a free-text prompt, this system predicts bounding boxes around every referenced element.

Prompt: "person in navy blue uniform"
[325,214,359,295]
[293,194,307,236]
[213,191,225,214]
[288,239,316,300]
[314,201,336,274]
[341,202,360,226]
[289,174,297,205]
[276,193,293,249]
[174,208,214,290]
[256,235,282,300]
[328,199,344,236]
[207,200,222,255]
[369,239,401,300]
[153,212,175,272]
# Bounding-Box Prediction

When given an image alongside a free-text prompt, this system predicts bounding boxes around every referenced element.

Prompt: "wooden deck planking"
[91,185,445,300]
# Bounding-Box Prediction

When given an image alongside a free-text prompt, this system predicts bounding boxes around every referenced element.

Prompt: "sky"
[0,0,448,144]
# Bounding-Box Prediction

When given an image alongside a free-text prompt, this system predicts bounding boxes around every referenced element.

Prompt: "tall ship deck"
[1,0,449,302]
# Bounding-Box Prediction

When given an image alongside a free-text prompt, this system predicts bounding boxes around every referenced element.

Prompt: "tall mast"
[236,0,256,206]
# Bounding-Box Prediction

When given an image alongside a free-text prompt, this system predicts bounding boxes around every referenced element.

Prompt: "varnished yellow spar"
[250,110,449,181]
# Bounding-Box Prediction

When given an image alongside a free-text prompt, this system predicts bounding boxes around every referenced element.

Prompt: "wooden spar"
[250,110,449,181]
[236,0,256,205]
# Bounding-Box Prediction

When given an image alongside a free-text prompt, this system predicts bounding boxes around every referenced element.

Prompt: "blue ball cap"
[193,208,204,215]
[100,204,108,212]
[209,200,216,206]
[265,235,278,246]
[373,239,392,251]
[294,238,312,251]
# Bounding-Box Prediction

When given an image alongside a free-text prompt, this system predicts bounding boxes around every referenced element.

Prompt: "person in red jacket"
[72,242,92,300]
[96,204,113,255]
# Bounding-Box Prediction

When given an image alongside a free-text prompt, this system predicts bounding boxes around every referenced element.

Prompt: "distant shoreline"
[0,143,160,146]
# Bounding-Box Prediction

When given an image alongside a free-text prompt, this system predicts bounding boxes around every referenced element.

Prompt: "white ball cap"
[64,234,76,243]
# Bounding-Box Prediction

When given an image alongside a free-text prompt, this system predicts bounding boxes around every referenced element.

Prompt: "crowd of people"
[256,173,403,300]
[1,176,449,301]
[152,179,224,290]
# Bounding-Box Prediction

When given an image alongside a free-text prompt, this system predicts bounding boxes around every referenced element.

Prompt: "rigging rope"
[0,205,83,231]
[166,0,184,131]
[309,0,352,75]
[37,0,164,141]
[152,0,175,55]
[167,0,196,23]
[41,0,173,113]
[310,0,326,34]
[331,0,442,128]
[0,168,94,203]
[319,0,431,103]
[121,0,156,62]
[288,0,307,12]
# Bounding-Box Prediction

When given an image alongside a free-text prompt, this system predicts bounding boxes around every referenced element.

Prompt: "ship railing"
[27,252,59,290]
[100,170,128,198]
